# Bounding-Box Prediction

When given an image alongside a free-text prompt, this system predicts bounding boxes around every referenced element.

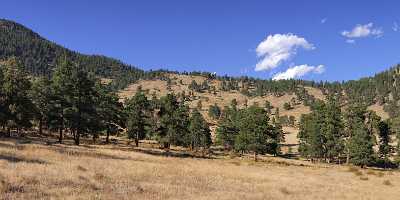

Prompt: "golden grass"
[367,103,389,120]
[0,138,399,200]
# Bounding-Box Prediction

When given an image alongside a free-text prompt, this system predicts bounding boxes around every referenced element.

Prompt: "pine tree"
[208,103,221,120]
[96,83,125,143]
[187,109,212,151]
[125,88,150,147]
[298,102,326,161]
[0,65,5,129]
[68,67,98,145]
[344,104,368,164]
[30,77,52,135]
[49,56,74,143]
[1,57,34,136]
[324,96,344,163]
[283,102,292,110]
[348,120,374,168]
[270,115,284,156]
[157,93,189,149]
[50,56,98,145]
[234,106,273,161]
[216,106,240,149]
[377,121,390,164]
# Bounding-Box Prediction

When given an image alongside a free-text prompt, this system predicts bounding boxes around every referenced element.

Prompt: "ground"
[1,137,399,200]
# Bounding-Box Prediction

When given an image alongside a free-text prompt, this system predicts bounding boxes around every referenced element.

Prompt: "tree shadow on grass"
[0,154,48,164]
[47,146,132,161]
[131,148,215,159]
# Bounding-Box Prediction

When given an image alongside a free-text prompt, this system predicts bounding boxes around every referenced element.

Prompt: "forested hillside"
[0,19,154,90]
[2,18,400,116]
[2,19,400,168]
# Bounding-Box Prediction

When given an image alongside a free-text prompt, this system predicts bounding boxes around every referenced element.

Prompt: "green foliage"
[264,100,273,114]
[125,88,150,146]
[96,83,125,143]
[348,121,374,167]
[0,58,34,133]
[216,104,281,156]
[156,93,189,148]
[187,109,212,150]
[208,104,221,120]
[216,106,240,149]
[30,76,52,134]
[377,121,390,159]
[283,102,292,110]
[298,97,344,162]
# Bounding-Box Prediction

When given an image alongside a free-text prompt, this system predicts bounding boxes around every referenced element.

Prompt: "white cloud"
[321,18,327,24]
[341,23,383,39]
[346,39,355,44]
[272,64,325,80]
[255,34,314,71]
[393,22,399,32]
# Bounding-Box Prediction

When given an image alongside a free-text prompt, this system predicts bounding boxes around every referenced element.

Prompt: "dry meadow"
[0,137,399,200]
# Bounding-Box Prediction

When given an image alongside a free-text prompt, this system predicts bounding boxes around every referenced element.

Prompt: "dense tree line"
[0,56,126,144]
[215,100,284,160]
[298,96,396,168]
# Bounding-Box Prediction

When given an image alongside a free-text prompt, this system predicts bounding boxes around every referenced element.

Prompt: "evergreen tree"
[208,103,221,120]
[234,106,274,161]
[264,100,273,114]
[1,57,34,136]
[49,56,74,143]
[216,106,240,149]
[125,88,150,146]
[298,102,326,160]
[344,104,368,164]
[96,83,126,143]
[377,121,390,162]
[157,93,189,149]
[30,77,52,135]
[348,121,374,168]
[67,66,98,145]
[187,109,212,150]
[283,102,292,110]
[324,96,344,162]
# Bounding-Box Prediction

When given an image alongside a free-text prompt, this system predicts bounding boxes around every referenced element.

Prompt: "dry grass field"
[1,137,399,200]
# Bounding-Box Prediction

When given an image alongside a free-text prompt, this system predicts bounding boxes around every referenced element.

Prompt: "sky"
[1,0,400,81]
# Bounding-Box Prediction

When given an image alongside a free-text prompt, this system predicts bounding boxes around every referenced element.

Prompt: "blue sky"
[1,0,400,81]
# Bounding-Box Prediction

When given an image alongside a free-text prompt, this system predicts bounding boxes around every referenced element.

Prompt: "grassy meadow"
[0,137,399,200]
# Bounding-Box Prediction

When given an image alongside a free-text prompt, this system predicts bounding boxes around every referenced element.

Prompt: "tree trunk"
[92,134,97,143]
[38,119,43,135]
[163,142,170,156]
[58,128,63,143]
[7,127,11,137]
[75,128,80,145]
[106,129,110,144]
[135,138,139,147]
[254,152,258,162]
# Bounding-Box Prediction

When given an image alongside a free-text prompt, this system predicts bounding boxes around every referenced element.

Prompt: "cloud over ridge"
[272,64,325,80]
[255,34,314,71]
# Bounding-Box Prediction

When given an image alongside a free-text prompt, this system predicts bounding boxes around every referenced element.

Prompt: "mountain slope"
[0,18,398,120]
[0,19,146,89]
